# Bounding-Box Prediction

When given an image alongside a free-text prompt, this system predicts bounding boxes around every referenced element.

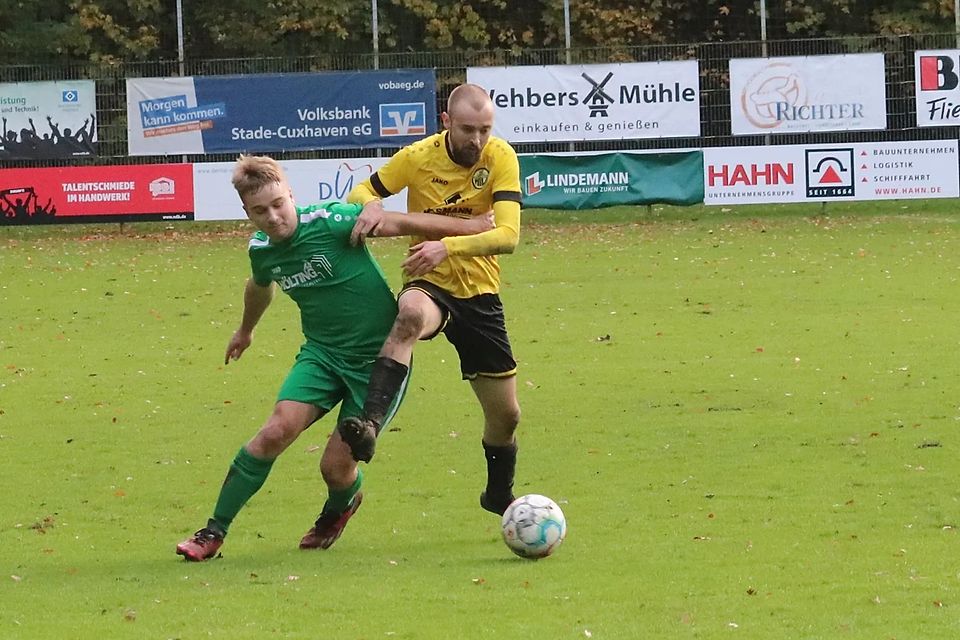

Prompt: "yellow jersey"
[350,130,522,298]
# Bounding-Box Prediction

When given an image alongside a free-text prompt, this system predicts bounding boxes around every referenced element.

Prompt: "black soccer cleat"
[480,491,515,516]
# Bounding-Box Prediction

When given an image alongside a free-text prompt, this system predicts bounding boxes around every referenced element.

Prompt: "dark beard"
[447,137,480,167]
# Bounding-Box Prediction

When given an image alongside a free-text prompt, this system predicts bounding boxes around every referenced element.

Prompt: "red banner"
[0,164,194,224]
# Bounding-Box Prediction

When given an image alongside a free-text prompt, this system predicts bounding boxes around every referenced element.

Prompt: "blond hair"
[231,155,285,200]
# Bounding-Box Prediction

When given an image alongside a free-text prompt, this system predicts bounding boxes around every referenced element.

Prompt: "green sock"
[322,467,363,515]
[210,447,275,535]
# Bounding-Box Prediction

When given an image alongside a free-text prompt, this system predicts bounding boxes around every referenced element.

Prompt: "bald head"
[447,83,493,117]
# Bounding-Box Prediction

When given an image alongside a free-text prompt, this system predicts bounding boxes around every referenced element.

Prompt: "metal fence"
[2,31,960,168]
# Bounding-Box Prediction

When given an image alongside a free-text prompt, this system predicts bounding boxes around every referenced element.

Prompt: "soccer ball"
[500,494,567,559]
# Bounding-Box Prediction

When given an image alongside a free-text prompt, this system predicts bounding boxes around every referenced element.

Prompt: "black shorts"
[401,280,516,380]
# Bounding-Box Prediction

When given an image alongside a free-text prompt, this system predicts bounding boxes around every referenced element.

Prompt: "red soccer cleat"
[299,492,363,550]
[176,527,224,561]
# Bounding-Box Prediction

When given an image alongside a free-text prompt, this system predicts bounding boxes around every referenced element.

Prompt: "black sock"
[483,440,517,500]
[363,356,409,432]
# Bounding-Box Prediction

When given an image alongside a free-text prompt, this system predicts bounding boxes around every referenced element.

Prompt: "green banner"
[519,150,704,209]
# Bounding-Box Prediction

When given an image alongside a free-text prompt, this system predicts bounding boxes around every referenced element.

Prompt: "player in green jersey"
[176,155,491,561]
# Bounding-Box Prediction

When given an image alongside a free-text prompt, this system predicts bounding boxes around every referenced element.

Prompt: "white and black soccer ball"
[500,494,567,559]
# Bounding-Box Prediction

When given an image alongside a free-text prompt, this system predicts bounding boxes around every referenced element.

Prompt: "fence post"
[565,0,573,153]
[760,0,770,147]
[177,0,186,163]
[372,0,380,70]
[760,0,768,57]
[176,0,185,76]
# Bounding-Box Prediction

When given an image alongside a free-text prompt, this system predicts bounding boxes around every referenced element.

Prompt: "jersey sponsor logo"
[276,255,334,290]
[424,205,472,216]
[431,177,449,185]
[471,167,490,189]
[379,103,426,136]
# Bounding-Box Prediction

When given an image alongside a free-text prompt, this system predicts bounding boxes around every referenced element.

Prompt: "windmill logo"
[582,72,615,118]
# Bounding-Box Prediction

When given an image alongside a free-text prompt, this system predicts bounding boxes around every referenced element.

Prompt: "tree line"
[1,0,956,65]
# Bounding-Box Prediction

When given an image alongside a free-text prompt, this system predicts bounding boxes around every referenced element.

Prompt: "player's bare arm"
[374,210,494,240]
[225,279,274,364]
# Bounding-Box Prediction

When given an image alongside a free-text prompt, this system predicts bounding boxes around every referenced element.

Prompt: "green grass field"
[2,201,959,639]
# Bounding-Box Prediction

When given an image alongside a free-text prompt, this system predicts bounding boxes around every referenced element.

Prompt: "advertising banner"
[703,140,959,205]
[729,54,887,135]
[0,164,194,224]
[467,62,700,143]
[0,80,97,159]
[126,70,435,156]
[193,157,406,221]
[519,151,704,209]
[915,49,960,127]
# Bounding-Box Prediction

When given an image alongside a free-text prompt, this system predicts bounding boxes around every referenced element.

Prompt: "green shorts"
[277,341,409,427]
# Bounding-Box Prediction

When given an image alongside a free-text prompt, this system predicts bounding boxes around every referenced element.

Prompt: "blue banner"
[126,70,436,156]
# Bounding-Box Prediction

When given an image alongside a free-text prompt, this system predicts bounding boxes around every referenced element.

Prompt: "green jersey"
[248,202,397,358]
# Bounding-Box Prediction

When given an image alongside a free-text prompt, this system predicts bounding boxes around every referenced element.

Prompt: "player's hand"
[402,240,448,277]
[350,200,386,246]
[466,211,495,234]
[224,329,253,364]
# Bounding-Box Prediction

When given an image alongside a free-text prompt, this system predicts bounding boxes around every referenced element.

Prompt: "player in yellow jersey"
[343,83,523,516]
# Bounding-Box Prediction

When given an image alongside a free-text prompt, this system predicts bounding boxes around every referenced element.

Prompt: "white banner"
[915,50,960,127]
[467,62,700,143]
[704,140,959,205]
[729,54,887,135]
[127,77,205,156]
[0,80,97,159]
[193,158,405,221]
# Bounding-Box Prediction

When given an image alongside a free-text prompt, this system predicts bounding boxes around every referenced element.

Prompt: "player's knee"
[392,306,429,342]
[253,420,299,456]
